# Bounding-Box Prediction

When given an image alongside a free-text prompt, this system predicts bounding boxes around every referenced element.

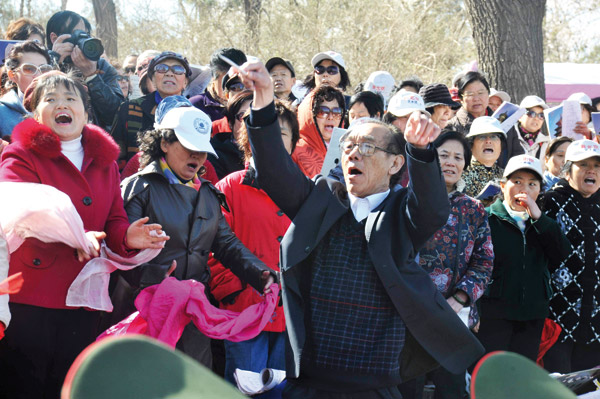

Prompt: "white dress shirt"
[348,189,390,222]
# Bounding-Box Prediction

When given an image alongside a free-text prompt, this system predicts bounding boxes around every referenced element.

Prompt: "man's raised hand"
[403,111,441,149]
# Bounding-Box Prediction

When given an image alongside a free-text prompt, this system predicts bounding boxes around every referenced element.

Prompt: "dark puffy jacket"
[84,57,125,128]
[541,180,600,343]
[120,161,274,291]
[481,198,570,321]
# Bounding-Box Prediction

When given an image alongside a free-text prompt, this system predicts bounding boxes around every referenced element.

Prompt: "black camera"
[64,29,104,62]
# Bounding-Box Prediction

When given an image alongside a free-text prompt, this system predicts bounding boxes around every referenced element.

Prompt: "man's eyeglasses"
[153,64,187,75]
[526,110,544,120]
[341,141,396,157]
[116,75,129,82]
[463,90,488,99]
[314,65,339,75]
[315,106,343,120]
[124,66,136,74]
[15,63,53,76]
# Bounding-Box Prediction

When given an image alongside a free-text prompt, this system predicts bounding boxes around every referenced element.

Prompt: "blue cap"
[155,95,192,125]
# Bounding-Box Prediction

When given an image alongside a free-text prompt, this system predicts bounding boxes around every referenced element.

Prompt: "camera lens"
[79,37,104,61]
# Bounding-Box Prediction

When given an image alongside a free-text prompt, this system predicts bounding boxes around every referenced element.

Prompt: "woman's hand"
[0,140,8,156]
[574,121,592,139]
[77,231,106,262]
[126,217,170,250]
[404,111,441,149]
[261,270,275,294]
[514,193,541,220]
[236,61,274,110]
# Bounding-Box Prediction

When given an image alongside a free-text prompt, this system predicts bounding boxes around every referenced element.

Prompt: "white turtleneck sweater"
[61,135,84,171]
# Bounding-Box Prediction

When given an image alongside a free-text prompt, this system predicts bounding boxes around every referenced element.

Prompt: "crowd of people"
[1,9,600,399]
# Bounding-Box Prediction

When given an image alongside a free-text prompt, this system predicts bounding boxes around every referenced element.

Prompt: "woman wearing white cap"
[120,96,276,367]
[511,95,551,160]
[461,116,506,199]
[302,51,351,95]
[540,139,600,373]
[477,155,569,362]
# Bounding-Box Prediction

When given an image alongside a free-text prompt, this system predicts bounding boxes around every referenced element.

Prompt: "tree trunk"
[243,0,262,54]
[61,0,68,10]
[19,0,24,17]
[91,0,118,60]
[464,0,546,104]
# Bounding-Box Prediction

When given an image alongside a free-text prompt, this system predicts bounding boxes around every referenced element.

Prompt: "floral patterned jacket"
[418,191,494,326]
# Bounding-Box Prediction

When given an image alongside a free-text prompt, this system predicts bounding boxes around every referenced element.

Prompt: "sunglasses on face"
[227,82,246,93]
[316,106,343,120]
[116,75,130,82]
[314,65,339,75]
[153,63,187,75]
[526,110,544,120]
[124,66,136,74]
[475,134,501,141]
[341,141,395,157]
[15,63,53,76]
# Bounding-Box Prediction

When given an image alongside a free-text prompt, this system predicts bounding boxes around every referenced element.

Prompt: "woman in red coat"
[0,71,167,399]
[209,100,299,385]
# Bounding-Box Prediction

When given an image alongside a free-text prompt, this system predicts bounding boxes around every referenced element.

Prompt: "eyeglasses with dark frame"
[116,75,130,82]
[341,141,396,157]
[153,63,186,75]
[314,65,339,75]
[315,106,343,120]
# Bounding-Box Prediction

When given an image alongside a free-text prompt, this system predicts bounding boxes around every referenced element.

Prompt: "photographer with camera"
[46,10,123,129]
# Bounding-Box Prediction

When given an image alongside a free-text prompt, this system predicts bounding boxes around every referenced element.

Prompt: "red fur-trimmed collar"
[11,118,120,166]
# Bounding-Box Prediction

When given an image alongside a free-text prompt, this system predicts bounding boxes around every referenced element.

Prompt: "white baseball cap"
[311,51,346,69]
[387,90,430,118]
[364,71,396,102]
[566,92,592,106]
[565,139,600,162]
[466,116,505,138]
[155,107,217,157]
[520,95,548,110]
[489,88,511,104]
[503,154,543,181]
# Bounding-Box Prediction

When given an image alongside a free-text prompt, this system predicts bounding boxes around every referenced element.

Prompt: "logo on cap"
[194,118,209,135]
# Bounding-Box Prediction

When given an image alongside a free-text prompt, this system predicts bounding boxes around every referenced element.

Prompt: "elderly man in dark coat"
[237,61,484,399]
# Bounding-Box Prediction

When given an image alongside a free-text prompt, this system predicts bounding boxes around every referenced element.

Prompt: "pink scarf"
[98,277,279,346]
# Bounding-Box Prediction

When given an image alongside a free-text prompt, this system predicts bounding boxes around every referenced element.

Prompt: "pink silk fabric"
[98,277,280,346]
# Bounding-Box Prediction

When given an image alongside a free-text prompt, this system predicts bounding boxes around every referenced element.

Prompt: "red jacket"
[208,165,290,332]
[0,118,132,309]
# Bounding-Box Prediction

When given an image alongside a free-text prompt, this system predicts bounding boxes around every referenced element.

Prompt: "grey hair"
[339,118,399,154]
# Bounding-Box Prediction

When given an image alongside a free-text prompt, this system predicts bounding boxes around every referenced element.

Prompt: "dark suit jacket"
[247,103,484,381]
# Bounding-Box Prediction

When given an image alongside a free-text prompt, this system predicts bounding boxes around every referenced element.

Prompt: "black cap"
[265,57,295,78]
[419,83,461,110]
[148,51,192,79]
[222,73,242,91]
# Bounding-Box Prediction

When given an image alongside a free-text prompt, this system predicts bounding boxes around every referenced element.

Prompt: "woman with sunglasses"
[302,51,351,95]
[0,41,52,139]
[111,51,191,170]
[512,96,550,160]
[294,85,346,177]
